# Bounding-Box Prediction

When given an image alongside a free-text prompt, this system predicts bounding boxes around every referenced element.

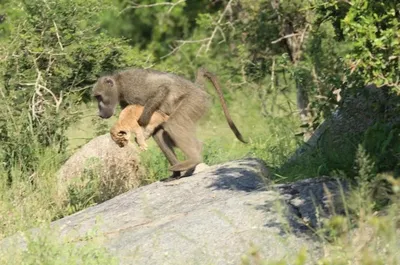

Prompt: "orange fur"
[110,105,169,150]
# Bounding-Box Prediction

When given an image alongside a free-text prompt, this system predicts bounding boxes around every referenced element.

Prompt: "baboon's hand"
[143,127,154,140]
[138,112,151,127]
[138,85,169,127]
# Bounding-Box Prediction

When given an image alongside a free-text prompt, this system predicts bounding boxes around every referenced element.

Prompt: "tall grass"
[240,148,400,265]
[0,148,65,239]
[0,225,118,265]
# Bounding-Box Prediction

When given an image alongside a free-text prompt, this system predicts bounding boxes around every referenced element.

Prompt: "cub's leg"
[110,105,169,150]
[110,105,143,148]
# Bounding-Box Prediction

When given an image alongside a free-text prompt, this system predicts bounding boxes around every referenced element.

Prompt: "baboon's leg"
[163,94,208,172]
[166,125,203,172]
[152,128,181,177]
[143,121,162,140]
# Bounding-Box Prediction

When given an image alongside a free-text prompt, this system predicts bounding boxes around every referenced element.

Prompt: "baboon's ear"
[104,77,114,87]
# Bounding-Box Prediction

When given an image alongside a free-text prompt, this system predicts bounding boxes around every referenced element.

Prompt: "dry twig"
[53,21,64,51]
[271,33,302,44]
[120,0,186,14]
[161,0,234,58]
[204,0,233,53]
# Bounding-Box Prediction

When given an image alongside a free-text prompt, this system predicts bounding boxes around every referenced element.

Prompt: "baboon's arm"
[138,86,169,126]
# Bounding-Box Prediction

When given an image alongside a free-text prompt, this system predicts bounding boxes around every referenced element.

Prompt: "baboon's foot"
[161,163,210,182]
[160,171,182,182]
[181,163,210,177]
[168,159,201,172]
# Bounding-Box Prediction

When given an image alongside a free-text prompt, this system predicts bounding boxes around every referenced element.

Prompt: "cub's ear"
[117,130,128,136]
[104,77,114,87]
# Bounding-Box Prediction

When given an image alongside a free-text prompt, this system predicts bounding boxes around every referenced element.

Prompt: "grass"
[241,197,400,265]
[240,146,400,265]
[1,78,399,264]
[0,225,118,265]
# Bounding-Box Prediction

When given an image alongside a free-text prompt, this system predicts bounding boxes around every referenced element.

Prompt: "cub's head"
[110,129,131,148]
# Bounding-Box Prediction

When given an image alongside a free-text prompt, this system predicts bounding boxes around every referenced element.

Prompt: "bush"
[0,0,151,182]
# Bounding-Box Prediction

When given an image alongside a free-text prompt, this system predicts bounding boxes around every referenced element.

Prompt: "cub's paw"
[138,142,148,151]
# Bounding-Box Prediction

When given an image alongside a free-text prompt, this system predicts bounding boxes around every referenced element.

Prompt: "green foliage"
[314,0,400,89]
[2,0,149,99]
[281,121,400,181]
[202,139,228,166]
[64,167,101,216]
[139,144,171,183]
[0,148,65,238]
[0,228,118,265]
[362,123,400,173]
[342,1,400,88]
[101,0,220,57]
[0,0,399,262]
[0,0,151,181]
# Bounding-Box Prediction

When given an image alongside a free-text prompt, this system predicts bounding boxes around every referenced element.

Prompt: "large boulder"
[2,158,349,264]
[288,84,400,172]
[57,133,144,201]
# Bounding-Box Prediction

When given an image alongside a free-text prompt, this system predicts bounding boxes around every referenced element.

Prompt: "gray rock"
[0,158,344,264]
[277,176,348,229]
[56,133,144,200]
[287,84,400,171]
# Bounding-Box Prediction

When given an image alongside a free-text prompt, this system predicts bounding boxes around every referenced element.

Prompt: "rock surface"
[0,158,350,264]
[56,133,144,199]
[290,84,398,162]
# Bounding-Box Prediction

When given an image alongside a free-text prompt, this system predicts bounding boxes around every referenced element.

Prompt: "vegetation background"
[0,0,399,264]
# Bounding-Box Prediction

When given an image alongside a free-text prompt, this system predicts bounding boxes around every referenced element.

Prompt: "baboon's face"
[93,77,118,119]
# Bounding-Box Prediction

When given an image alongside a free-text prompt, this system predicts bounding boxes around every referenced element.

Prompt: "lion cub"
[110,105,169,150]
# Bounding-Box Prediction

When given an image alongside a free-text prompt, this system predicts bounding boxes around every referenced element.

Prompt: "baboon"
[110,104,169,150]
[92,67,246,176]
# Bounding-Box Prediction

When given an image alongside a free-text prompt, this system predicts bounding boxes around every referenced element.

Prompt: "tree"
[0,0,150,180]
[315,0,400,90]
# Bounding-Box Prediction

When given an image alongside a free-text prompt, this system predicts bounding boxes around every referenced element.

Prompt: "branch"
[53,21,64,51]
[271,33,302,44]
[120,0,185,14]
[160,0,233,59]
[24,56,64,119]
[204,0,233,53]
[160,38,211,59]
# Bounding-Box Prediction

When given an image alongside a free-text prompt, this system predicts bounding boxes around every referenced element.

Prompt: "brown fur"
[194,67,247,143]
[110,104,169,150]
[93,67,246,176]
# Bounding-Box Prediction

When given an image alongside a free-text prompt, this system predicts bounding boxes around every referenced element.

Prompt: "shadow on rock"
[206,158,269,192]
[262,177,349,235]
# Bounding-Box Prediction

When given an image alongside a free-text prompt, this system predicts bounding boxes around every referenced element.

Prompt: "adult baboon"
[92,67,246,176]
[110,104,169,150]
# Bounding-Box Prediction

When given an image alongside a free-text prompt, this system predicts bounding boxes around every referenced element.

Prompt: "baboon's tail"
[197,67,247,144]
